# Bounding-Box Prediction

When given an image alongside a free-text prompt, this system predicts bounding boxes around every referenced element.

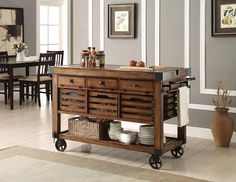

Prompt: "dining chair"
[47,50,64,66]
[31,51,64,102]
[19,53,55,107]
[0,51,22,104]
[45,50,64,99]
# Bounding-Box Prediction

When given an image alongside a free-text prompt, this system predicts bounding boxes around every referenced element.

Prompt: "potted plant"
[211,81,234,147]
[12,42,28,61]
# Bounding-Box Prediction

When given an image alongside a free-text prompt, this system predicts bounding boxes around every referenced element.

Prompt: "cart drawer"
[58,76,85,88]
[87,78,118,90]
[59,89,86,113]
[88,91,118,117]
[120,79,153,92]
[121,94,154,123]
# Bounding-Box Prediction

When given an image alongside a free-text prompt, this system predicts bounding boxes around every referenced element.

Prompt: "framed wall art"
[0,7,24,56]
[212,0,236,36]
[108,3,136,38]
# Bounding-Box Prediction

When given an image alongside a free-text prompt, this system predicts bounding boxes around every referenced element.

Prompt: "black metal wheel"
[149,155,162,170]
[171,146,184,158]
[55,139,67,152]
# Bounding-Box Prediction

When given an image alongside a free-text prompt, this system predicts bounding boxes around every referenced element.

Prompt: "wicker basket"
[68,116,111,140]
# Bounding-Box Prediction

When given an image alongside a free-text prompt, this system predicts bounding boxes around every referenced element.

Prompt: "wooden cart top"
[53,64,190,81]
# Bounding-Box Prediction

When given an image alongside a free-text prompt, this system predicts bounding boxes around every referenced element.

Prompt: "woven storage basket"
[68,117,111,140]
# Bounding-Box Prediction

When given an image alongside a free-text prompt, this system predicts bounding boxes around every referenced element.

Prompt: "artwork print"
[221,4,236,28]
[0,8,24,56]
[114,11,129,32]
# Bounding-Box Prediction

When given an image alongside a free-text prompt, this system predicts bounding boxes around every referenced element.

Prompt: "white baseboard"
[189,103,236,113]
[121,122,236,143]
[164,123,236,143]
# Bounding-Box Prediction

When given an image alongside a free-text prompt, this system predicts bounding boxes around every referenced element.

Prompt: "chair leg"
[50,83,53,101]
[34,85,37,103]
[22,83,25,102]
[36,85,41,107]
[26,83,29,100]
[4,82,7,105]
[46,83,50,101]
[31,85,35,100]
[19,82,24,105]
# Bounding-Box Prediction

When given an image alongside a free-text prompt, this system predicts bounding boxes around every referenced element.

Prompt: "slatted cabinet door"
[163,92,178,121]
[88,91,118,117]
[120,94,154,123]
[60,89,86,113]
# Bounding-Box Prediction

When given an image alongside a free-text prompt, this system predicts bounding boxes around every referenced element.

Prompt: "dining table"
[0,56,39,110]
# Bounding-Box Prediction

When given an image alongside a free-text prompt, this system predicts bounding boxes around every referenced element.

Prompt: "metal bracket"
[154,149,163,156]
[52,132,59,138]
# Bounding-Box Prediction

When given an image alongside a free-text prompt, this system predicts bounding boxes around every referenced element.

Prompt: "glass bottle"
[84,52,89,67]
[87,47,91,55]
[91,47,96,57]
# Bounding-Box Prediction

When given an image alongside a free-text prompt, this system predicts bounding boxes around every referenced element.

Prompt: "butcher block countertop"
[53,64,190,81]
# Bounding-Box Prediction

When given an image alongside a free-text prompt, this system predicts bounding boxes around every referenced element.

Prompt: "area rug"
[0,146,208,182]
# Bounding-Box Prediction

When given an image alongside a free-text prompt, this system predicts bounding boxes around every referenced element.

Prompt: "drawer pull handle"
[133,84,139,87]
[69,79,74,83]
[99,80,105,86]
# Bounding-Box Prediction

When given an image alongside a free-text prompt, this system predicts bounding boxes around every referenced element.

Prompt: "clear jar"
[80,50,88,67]
[97,51,105,67]
[95,55,100,67]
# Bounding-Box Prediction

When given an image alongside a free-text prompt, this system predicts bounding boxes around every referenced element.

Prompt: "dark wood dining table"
[0,58,39,109]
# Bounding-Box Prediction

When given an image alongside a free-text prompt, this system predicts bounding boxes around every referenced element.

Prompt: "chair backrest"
[0,51,9,73]
[47,50,64,66]
[37,53,55,82]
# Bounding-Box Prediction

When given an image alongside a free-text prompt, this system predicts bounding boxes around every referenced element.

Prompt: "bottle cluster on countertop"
[80,47,105,67]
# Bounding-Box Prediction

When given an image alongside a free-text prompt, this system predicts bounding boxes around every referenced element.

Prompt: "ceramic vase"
[210,108,234,147]
[16,51,26,61]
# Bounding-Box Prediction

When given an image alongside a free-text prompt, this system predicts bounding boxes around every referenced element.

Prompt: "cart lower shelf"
[55,132,185,170]
[59,132,184,153]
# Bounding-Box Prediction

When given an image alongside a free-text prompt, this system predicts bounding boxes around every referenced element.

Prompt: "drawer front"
[58,76,85,88]
[60,89,86,113]
[88,91,118,117]
[87,78,118,90]
[120,80,153,92]
[121,94,154,123]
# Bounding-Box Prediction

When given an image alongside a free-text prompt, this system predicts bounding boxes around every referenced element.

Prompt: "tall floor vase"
[210,108,234,147]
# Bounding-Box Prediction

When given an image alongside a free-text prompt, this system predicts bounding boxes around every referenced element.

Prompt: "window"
[38,0,70,64]
[40,5,61,53]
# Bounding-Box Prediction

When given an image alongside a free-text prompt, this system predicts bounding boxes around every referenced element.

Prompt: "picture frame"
[108,3,136,38]
[0,7,24,56]
[212,0,236,36]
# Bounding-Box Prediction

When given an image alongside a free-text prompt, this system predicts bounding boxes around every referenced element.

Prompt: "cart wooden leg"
[178,126,186,143]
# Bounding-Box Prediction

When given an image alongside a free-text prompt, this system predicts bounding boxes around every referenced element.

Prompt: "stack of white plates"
[119,131,138,144]
[108,121,123,141]
[138,125,154,146]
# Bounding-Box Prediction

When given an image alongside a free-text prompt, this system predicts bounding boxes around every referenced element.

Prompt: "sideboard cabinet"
[52,65,192,169]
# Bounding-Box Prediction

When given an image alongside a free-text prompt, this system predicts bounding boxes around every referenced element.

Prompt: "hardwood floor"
[0,95,235,182]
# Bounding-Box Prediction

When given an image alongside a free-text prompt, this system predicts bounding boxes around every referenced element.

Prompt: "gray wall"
[72,0,236,130]
[104,0,141,65]
[72,0,155,66]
